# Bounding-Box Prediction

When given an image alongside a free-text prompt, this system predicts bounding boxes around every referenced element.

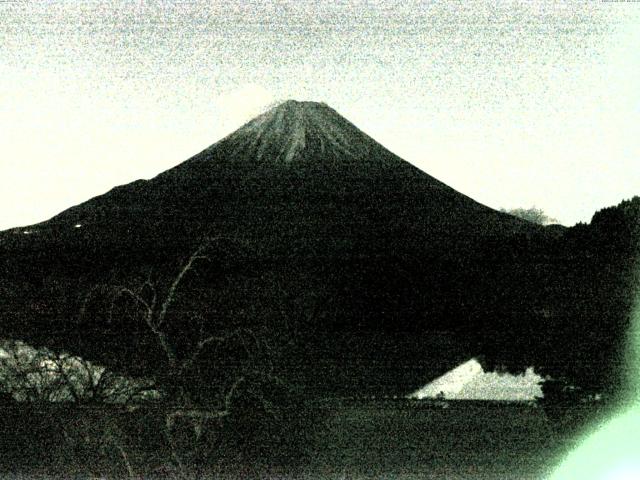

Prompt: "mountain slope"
[6,100,532,247]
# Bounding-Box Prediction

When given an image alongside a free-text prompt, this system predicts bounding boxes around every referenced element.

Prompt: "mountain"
[0,101,633,397]
[5,100,533,252]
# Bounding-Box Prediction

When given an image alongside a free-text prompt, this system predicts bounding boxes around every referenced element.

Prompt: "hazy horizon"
[2,0,639,230]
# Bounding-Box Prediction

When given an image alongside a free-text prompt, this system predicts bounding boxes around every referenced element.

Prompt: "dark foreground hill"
[0,100,637,398]
[0,399,564,479]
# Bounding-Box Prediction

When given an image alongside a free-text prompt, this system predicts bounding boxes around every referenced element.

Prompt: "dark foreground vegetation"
[0,397,609,479]
[2,196,637,399]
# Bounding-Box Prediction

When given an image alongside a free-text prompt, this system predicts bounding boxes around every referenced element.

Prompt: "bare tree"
[110,239,245,389]
[105,237,287,475]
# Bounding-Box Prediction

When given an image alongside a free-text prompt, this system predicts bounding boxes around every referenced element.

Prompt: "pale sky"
[1,0,639,230]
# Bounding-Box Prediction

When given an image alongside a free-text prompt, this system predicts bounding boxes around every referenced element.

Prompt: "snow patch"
[409,358,544,401]
[227,100,361,164]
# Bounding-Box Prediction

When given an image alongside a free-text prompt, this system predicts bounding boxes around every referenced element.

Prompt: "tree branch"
[115,287,153,323]
[157,246,209,329]
[179,328,246,374]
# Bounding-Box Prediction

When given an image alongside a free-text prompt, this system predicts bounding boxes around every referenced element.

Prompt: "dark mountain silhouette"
[0,100,636,398]
[5,100,535,253]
